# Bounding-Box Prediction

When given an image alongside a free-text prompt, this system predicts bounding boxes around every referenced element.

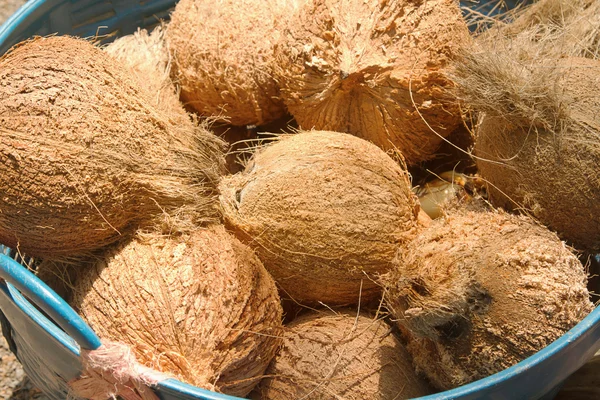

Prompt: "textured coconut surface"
[219,130,420,306]
[382,209,593,390]
[167,0,292,126]
[71,226,283,397]
[275,0,470,165]
[0,36,226,259]
[257,310,433,399]
[104,26,194,128]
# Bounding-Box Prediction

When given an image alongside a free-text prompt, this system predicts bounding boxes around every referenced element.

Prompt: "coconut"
[381,210,593,390]
[166,0,293,126]
[71,225,283,397]
[104,26,185,122]
[453,43,600,251]
[219,130,420,306]
[274,0,470,165]
[0,36,226,259]
[256,310,433,399]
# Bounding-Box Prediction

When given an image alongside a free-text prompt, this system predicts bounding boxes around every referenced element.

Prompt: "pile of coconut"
[0,0,598,399]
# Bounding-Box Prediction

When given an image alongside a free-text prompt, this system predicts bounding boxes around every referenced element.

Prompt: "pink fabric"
[68,340,169,400]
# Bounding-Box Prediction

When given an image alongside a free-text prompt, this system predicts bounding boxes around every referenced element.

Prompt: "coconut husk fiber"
[0,36,226,259]
[496,0,600,59]
[104,26,226,176]
[104,26,186,123]
[381,210,593,390]
[453,29,600,251]
[71,225,283,397]
[274,0,470,165]
[256,310,433,399]
[166,0,294,126]
[219,130,420,306]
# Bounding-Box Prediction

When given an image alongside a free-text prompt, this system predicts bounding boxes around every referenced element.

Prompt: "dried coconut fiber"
[453,28,600,252]
[104,26,188,124]
[496,0,600,59]
[256,310,433,399]
[381,210,593,390]
[104,26,227,178]
[274,0,471,165]
[71,225,283,397]
[219,130,420,306]
[0,36,226,259]
[166,0,293,126]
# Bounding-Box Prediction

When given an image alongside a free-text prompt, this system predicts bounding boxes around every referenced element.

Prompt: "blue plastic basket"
[1,0,599,399]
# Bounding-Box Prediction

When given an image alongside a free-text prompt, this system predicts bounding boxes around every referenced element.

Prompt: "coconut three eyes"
[219,130,420,306]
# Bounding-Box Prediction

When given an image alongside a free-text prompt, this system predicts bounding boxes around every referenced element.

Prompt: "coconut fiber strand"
[72,225,283,397]
[219,130,420,306]
[0,36,226,259]
[257,310,433,399]
[382,210,593,390]
[500,0,600,59]
[275,0,470,165]
[167,0,293,126]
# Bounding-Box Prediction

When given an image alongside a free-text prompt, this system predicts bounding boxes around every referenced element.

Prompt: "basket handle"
[0,252,102,350]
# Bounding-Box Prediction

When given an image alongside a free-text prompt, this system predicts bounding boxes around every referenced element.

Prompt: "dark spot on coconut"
[434,315,470,340]
[466,284,492,314]
[235,189,242,204]
[340,70,349,80]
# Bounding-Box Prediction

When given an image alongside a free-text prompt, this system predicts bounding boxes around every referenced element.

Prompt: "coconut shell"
[219,130,420,306]
[473,57,600,252]
[71,225,283,397]
[0,36,226,259]
[274,0,470,165]
[257,310,433,399]
[381,210,593,390]
[166,0,292,126]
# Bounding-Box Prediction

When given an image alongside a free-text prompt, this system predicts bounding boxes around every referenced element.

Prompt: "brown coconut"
[104,26,186,122]
[0,36,226,259]
[166,0,293,126]
[274,0,470,165]
[219,130,420,306]
[381,210,594,390]
[454,48,600,251]
[71,225,283,397]
[257,310,433,399]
